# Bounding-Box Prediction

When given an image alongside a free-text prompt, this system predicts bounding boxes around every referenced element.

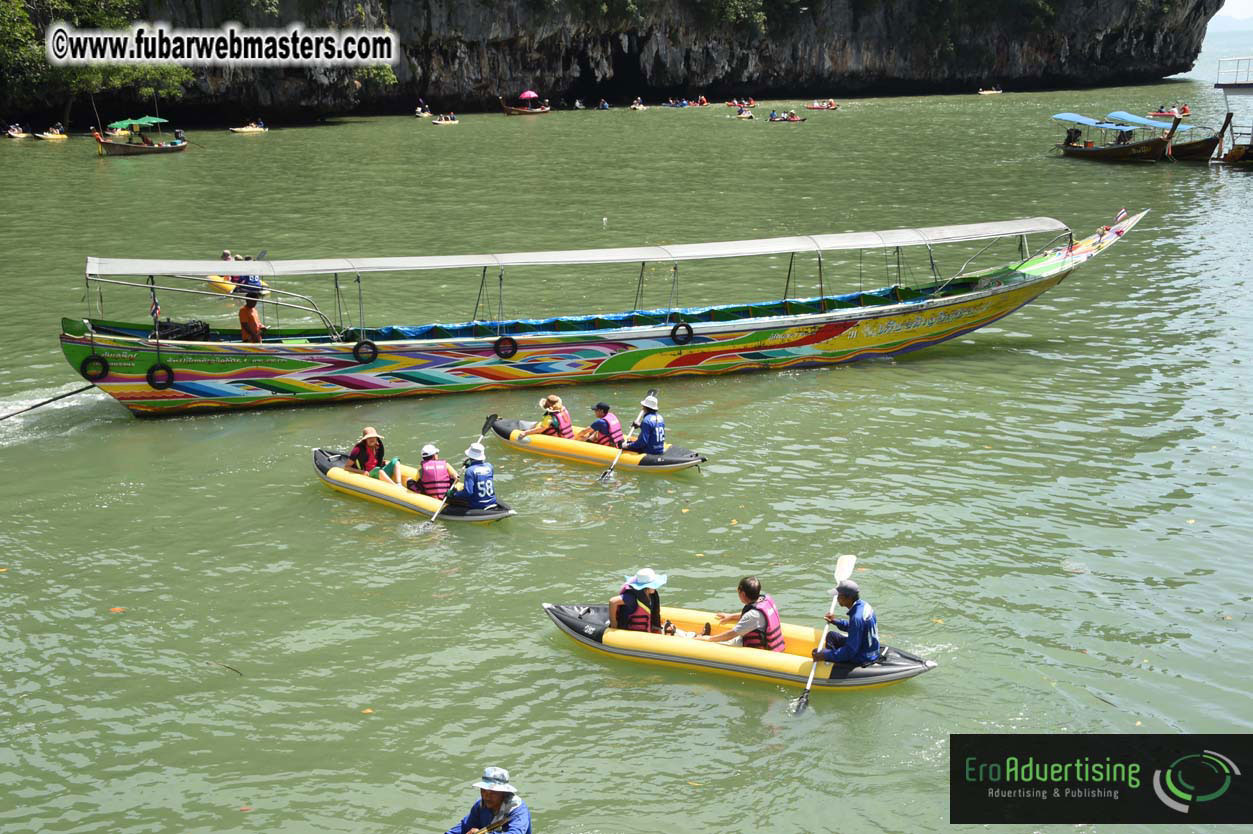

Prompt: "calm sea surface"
[2,31,1251,834]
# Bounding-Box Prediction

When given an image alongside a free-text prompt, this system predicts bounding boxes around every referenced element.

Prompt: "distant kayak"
[313,448,515,522]
[543,603,937,691]
[490,418,705,473]
[34,132,68,140]
[229,126,268,133]
[768,117,807,123]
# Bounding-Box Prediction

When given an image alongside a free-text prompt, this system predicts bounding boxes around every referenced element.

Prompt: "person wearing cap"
[445,766,532,834]
[345,427,400,485]
[575,402,623,448]
[406,443,458,499]
[446,442,497,509]
[623,394,666,455]
[697,576,785,651]
[521,394,574,439]
[811,579,881,668]
[608,568,666,633]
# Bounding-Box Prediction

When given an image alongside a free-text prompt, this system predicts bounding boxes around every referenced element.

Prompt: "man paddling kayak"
[445,766,532,834]
[697,576,786,650]
[446,442,497,509]
[623,394,665,454]
[608,568,665,633]
[811,579,881,670]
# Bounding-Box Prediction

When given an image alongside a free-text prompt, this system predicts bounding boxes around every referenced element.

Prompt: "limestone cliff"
[142,0,1225,117]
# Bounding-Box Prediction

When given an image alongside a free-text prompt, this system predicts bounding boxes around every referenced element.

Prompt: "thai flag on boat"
[1115,208,1128,223]
[149,297,160,319]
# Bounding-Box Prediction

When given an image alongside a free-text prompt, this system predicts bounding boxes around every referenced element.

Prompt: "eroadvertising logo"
[950,734,1252,824]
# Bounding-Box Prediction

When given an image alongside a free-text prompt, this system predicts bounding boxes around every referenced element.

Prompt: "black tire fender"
[493,336,519,359]
[79,355,109,382]
[146,363,175,390]
[353,340,378,364]
[670,322,694,345]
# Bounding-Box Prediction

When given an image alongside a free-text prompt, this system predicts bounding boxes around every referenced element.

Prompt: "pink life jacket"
[542,407,574,439]
[739,594,786,651]
[418,458,454,499]
[595,412,624,448]
[617,584,658,632]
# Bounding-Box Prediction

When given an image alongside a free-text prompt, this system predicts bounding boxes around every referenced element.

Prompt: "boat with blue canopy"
[1105,111,1229,161]
[1052,112,1180,162]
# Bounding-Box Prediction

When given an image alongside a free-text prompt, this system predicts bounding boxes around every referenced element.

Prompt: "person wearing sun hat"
[345,426,400,485]
[623,393,666,455]
[810,578,881,670]
[446,442,497,510]
[520,393,574,439]
[444,766,531,834]
[608,568,667,633]
[406,443,459,499]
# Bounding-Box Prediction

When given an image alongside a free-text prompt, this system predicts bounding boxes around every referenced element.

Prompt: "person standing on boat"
[624,395,665,454]
[447,443,496,509]
[697,576,786,650]
[608,568,666,632]
[521,394,574,439]
[239,296,263,342]
[407,443,458,499]
[445,766,532,834]
[811,579,881,670]
[345,427,400,485]
[576,402,623,447]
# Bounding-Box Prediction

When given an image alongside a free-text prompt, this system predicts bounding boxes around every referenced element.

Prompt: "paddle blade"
[481,413,499,434]
[792,690,811,715]
[834,554,857,582]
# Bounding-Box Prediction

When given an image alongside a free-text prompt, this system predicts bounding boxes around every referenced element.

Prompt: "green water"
[3,37,1252,833]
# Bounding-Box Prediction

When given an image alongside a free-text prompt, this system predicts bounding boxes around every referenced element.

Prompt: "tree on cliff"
[0,0,192,124]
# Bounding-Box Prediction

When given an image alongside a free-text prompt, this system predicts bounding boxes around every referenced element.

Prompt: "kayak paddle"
[425,413,498,528]
[792,554,857,715]
[598,388,657,483]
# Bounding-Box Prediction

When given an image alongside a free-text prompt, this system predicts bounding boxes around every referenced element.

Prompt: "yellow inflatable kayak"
[490,418,705,472]
[206,274,270,296]
[313,449,514,522]
[543,603,936,691]
[34,132,68,140]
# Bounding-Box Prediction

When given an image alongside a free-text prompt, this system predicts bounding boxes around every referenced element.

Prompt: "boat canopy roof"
[1105,111,1196,132]
[1052,112,1135,130]
[85,218,1071,278]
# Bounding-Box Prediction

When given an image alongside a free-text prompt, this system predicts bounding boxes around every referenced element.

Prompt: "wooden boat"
[34,132,68,140]
[1213,58,1253,166]
[499,97,551,116]
[489,417,705,472]
[91,131,188,156]
[1106,111,1228,161]
[58,212,1145,417]
[543,603,936,691]
[313,449,515,522]
[228,126,268,134]
[1052,113,1179,162]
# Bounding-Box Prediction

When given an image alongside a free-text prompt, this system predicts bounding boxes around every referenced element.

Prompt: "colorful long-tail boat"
[59,212,1146,417]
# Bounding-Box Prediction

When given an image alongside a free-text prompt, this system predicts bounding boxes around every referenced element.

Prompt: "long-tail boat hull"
[499,97,551,115]
[1056,138,1167,161]
[59,213,1145,417]
[93,134,187,156]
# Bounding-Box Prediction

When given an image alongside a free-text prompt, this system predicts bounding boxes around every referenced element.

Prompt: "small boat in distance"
[4,124,31,138]
[59,211,1146,417]
[978,86,1003,95]
[229,122,267,133]
[499,92,550,115]
[804,99,839,110]
[94,116,187,156]
[1149,104,1190,117]
[769,112,806,123]
[33,132,68,140]
[490,417,706,473]
[1053,112,1180,162]
[432,114,459,125]
[1106,110,1230,161]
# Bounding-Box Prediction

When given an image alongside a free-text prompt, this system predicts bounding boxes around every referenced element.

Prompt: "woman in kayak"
[521,394,574,439]
[609,568,666,633]
[345,426,400,485]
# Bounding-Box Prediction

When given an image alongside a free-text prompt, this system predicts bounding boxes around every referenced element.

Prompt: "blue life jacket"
[627,412,666,454]
[454,461,496,509]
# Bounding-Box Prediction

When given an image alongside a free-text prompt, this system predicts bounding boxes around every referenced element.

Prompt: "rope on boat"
[0,384,95,422]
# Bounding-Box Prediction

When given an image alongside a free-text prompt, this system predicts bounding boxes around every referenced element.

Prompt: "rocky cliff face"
[143,0,1225,117]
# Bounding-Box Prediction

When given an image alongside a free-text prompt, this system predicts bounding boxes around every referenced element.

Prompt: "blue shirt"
[589,417,610,436]
[445,798,531,834]
[625,412,665,454]
[821,599,880,665]
[450,461,496,509]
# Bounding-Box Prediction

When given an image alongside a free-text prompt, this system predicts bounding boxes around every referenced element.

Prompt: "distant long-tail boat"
[1105,111,1230,161]
[60,213,1146,417]
[1053,113,1180,162]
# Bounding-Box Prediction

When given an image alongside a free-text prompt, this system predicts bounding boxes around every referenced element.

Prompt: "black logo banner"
[950,734,1252,823]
